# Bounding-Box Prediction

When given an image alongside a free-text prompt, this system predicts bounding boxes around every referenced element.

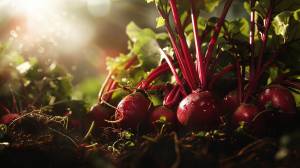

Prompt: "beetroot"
[222,90,239,114]
[259,85,296,113]
[177,91,220,130]
[0,113,19,125]
[150,106,177,126]
[88,103,112,128]
[232,103,259,127]
[116,92,151,129]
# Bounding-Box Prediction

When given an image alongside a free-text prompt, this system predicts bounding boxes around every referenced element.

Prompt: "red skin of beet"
[222,90,239,114]
[232,103,259,127]
[177,91,220,130]
[150,106,177,126]
[0,113,19,125]
[116,92,151,129]
[259,85,296,113]
[88,103,112,128]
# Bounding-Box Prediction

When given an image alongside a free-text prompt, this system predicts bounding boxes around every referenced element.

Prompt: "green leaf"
[126,22,161,71]
[72,77,102,106]
[224,18,249,42]
[294,9,300,21]
[127,22,156,43]
[146,0,159,4]
[271,9,300,44]
[106,53,133,72]
[120,130,134,140]
[243,1,251,14]
[109,88,130,106]
[272,11,291,42]
[156,16,165,28]
[146,0,154,3]
[255,0,300,17]
[204,0,221,12]
[148,94,162,106]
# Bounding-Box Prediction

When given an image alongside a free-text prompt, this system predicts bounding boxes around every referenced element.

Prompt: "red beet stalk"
[137,62,169,89]
[204,0,234,73]
[169,0,199,90]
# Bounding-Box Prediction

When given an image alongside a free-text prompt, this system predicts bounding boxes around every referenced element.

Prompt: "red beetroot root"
[0,113,19,125]
[259,85,296,113]
[177,91,220,130]
[232,103,259,127]
[150,106,177,126]
[88,103,113,128]
[116,92,151,129]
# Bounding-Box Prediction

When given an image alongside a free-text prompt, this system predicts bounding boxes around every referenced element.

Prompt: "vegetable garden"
[1,0,300,167]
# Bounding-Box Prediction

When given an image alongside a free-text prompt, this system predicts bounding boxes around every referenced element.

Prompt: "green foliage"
[0,42,73,111]
[270,9,300,71]
[21,62,72,106]
[145,0,159,4]
[72,77,102,107]
[109,88,130,106]
[106,22,167,87]
[106,54,133,73]
[254,0,300,17]
[148,94,163,106]
[203,0,221,12]
[272,10,300,43]
[126,22,162,71]
[225,18,249,41]
[156,16,166,28]
[272,12,291,42]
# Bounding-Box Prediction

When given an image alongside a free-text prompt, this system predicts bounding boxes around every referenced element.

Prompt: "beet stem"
[169,0,199,90]
[236,60,243,103]
[249,0,256,82]
[190,0,206,88]
[244,51,278,102]
[256,2,273,74]
[243,3,274,103]
[204,0,233,72]
[102,81,118,102]
[98,71,113,102]
[137,62,170,89]
[159,48,188,96]
[163,85,181,107]
[98,56,138,102]
[0,103,11,114]
[208,64,234,90]
[157,7,194,90]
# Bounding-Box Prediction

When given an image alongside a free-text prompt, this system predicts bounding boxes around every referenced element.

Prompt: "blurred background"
[0,0,244,105]
[0,0,158,79]
[0,0,160,105]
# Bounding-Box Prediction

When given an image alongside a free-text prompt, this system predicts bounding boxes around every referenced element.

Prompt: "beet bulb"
[0,113,19,125]
[259,85,296,113]
[259,85,299,133]
[88,103,113,128]
[232,103,259,127]
[115,92,151,129]
[150,106,177,126]
[177,91,220,130]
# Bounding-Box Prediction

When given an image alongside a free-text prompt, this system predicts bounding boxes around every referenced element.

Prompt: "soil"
[0,111,299,168]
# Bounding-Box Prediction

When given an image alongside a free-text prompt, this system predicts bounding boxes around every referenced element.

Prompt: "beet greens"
[90,0,300,134]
